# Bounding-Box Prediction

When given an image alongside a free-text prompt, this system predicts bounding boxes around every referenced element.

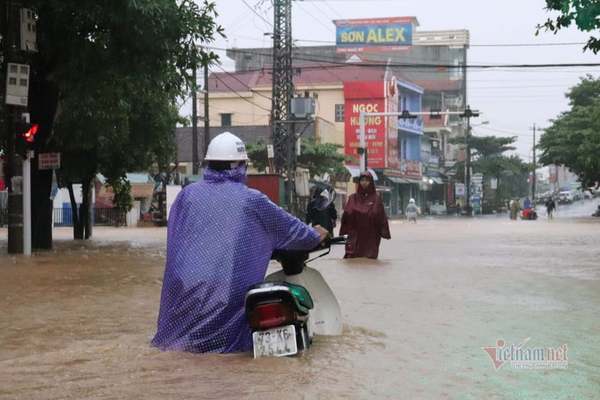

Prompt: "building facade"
[203,17,469,214]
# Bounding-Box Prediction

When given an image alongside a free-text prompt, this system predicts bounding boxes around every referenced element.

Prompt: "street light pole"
[359,112,366,172]
[530,124,542,200]
[460,106,480,215]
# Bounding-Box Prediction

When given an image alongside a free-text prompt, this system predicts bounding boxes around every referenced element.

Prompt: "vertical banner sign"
[344,81,386,169]
[386,76,399,170]
[335,17,415,53]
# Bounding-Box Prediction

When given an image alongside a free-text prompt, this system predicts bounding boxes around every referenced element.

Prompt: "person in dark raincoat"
[306,185,337,235]
[151,132,328,353]
[339,172,391,259]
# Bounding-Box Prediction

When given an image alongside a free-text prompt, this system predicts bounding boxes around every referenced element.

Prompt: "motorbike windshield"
[151,166,321,353]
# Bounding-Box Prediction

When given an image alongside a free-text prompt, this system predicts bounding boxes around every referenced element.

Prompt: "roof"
[209,64,388,93]
[175,125,315,163]
[413,79,462,92]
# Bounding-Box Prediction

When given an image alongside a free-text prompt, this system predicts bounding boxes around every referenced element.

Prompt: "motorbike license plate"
[252,325,297,358]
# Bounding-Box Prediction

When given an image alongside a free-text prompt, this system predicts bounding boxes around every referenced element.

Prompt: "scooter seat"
[246,282,313,315]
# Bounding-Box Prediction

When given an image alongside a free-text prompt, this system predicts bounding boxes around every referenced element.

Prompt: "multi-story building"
[196,17,469,213]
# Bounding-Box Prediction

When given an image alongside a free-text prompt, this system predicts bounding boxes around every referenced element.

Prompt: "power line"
[215,64,272,101]
[294,3,336,34]
[306,1,339,28]
[212,74,271,112]
[477,125,535,136]
[321,0,344,19]
[224,30,589,47]
[241,0,273,27]
[209,45,600,70]
[471,41,586,48]
[469,84,573,89]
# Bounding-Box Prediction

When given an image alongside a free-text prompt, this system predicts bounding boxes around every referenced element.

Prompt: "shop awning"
[344,165,379,181]
[431,177,444,184]
[386,176,421,184]
[387,176,409,184]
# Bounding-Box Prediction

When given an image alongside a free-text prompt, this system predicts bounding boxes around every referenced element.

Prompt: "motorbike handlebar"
[327,235,347,245]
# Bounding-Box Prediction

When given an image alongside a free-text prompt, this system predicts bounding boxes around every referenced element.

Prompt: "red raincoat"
[339,172,391,259]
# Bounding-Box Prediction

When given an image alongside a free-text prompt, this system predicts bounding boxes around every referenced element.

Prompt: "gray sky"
[191,0,600,160]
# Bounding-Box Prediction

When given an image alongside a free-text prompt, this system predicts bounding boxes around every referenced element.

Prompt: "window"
[335,104,344,122]
[220,113,232,127]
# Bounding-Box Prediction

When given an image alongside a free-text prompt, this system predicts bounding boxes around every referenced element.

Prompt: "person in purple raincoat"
[151,132,328,353]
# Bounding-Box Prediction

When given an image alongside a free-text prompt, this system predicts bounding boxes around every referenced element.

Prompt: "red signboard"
[344,81,386,169]
[400,160,422,180]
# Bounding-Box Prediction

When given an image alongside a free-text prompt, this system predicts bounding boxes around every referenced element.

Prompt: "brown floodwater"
[1,206,600,399]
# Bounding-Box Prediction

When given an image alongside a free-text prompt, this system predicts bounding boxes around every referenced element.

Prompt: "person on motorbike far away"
[306,184,338,235]
[406,198,419,223]
[151,132,329,354]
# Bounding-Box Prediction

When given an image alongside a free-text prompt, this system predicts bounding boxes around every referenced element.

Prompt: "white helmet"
[409,198,415,204]
[204,132,249,161]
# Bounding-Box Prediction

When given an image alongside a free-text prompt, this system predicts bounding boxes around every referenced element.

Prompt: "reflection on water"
[1,216,600,399]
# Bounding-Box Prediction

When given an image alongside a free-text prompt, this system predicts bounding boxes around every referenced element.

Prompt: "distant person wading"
[339,172,391,259]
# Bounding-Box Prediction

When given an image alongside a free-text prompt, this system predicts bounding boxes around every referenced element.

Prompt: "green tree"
[469,136,516,159]
[538,0,600,53]
[2,0,223,245]
[539,76,600,187]
[247,138,348,182]
[450,135,530,210]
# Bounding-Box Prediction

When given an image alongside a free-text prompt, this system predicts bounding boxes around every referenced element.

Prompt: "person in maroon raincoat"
[339,172,391,259]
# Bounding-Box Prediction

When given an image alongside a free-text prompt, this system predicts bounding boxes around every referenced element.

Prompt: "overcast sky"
[189,0,600,160]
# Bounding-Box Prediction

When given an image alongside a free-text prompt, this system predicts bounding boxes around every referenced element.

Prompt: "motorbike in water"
[521,207,538,220]
[245,236,346,358]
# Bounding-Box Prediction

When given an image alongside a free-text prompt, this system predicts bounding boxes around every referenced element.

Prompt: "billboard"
[344,81,387,169]
[335,17,414,53]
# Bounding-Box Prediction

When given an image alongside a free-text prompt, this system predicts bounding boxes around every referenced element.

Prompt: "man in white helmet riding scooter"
[152,132,329,353]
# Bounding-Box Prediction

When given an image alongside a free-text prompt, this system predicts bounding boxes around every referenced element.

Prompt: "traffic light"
[15,121,39,156]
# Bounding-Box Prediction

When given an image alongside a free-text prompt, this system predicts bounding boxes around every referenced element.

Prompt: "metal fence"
[53,208,125,227]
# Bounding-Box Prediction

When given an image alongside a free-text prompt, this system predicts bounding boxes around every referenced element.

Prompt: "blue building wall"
[397,83,424,162]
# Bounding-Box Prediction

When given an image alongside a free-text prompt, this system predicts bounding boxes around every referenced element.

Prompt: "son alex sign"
[335,17,415,53]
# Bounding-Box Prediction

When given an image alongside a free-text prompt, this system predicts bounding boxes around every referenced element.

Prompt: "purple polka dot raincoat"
[151,166,321,353]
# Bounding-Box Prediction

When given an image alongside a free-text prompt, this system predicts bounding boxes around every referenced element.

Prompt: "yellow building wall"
[204,90,271,127]
[201,84,346,147]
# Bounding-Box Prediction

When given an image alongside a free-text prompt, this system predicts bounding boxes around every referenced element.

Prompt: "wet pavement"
[1,200,599,399]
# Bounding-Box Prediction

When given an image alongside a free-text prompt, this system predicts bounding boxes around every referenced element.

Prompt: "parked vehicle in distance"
[558,190,574,204]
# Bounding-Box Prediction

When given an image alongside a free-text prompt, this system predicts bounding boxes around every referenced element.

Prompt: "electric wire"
[215,64,273,101]
[212,74,271,112]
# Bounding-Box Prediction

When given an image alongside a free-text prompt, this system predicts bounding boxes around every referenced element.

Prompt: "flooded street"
[1,203,599,399]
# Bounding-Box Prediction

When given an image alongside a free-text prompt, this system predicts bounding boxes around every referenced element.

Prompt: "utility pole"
[203,62,210,158]
[530,124,540,200]
[3,0,23,253]
[271,0,294,209]
[192,65,199,175]
[460,105,479,215]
